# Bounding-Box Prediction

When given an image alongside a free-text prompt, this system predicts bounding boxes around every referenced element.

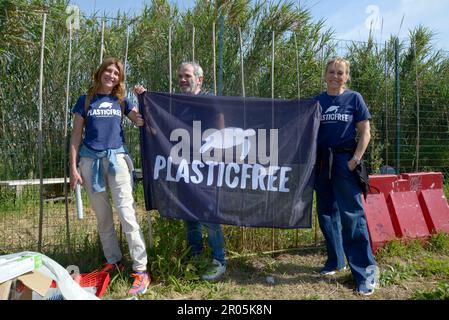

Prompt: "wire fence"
[1,2,448,261]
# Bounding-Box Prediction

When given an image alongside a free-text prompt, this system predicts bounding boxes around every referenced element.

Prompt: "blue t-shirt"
[315,89,371,149]
[72,94,133,151]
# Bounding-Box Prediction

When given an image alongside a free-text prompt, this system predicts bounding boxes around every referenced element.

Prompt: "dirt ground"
[105,243,449,300]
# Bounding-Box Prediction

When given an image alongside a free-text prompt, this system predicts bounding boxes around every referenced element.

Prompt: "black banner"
[139,92,320,228]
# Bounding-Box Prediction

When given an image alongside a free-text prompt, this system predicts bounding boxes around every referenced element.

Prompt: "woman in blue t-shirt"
[314,57,377,296]
[69,58,150,296]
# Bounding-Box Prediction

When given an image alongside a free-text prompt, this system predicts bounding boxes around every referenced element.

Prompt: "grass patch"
[413,282,449,300]
[375,234,449,291]
[103,273,131,300]
[2,183,449,300]
[421,258,449,277]
[379,263,420,286]
[425,233,449,253]
[376,239,425,261]
[46,233,104,272]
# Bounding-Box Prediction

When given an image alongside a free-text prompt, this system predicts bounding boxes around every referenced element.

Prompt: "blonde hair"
[325,57,351,85]
[85,57,126,112]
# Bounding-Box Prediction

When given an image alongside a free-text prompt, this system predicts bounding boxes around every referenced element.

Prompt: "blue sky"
[69,0,449,50]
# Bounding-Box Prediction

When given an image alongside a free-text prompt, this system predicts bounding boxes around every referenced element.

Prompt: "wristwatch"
[351,155,361,165]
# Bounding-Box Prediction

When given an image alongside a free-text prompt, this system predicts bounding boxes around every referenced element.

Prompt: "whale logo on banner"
[200,127,256,161]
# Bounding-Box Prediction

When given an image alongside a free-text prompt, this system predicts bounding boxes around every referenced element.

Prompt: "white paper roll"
[75,183,83,220]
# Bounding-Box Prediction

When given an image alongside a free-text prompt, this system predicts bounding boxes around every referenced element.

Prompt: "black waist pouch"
[355,160,369,200]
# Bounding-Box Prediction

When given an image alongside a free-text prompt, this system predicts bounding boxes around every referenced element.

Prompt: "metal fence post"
[192,25,195,62]
[217,14,224,96]
[271,30,276,252]
[212,22,217,95]
[384,41,389,166]
[37,13,47,252]
[414,44,420,171]
[395,37,401,173]
[63,20,73,258]
[239,27,246,252]
[100,19,105,64]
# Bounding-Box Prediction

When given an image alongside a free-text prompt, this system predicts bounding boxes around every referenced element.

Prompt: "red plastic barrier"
[362,194,397,253]
[418,189,449,234]
[368,174,399,198]
[392,179,411,192]
[386,191,430,238]
[363,172,447,249]
[368,172,443,196]
[401,172,444,191]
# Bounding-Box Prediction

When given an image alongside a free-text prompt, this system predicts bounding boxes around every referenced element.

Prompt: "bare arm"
[348,120,371,171]
[127,107,144,126]
[69,114,85,190]
[216,113,225,129]
[133,84,146,96]
[130,85,147,127]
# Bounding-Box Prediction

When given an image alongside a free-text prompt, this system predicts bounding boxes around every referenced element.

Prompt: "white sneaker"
[202,259,226,281]
[357,281,378,296]
[319,266,347,276]
[357,285,375,296]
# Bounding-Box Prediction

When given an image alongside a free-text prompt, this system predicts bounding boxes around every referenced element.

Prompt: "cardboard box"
[0,281,12,300]
[1,270,52,300]
[18,270,52,298]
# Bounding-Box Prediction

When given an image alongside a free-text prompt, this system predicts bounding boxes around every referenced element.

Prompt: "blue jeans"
[315,152,376,286]
[185,221,226,265]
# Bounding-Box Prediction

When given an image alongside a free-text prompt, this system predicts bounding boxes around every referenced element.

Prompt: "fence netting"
[1,1,448,258]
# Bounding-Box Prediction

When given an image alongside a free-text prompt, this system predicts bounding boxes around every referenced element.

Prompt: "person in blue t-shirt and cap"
[133,61,227,281]
[314,57,377,296]
[69,57,150,296]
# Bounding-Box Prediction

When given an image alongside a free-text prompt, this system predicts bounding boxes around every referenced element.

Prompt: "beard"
[180,78,199,94]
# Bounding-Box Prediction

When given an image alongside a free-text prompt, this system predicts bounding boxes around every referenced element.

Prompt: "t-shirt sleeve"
[124,97,134,116]
[72,95,87,118]
[354,92,372,123]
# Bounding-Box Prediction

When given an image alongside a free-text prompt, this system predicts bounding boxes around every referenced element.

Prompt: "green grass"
[376,238,425,261]
[413,282,449,300]
[379,263,420,286]
[425,233,449,253]
[45,233,104,272]
[1,180,448,299]
[100,234,449,299]
[4,229,449,300]
[444,183,449,200]
[421,258,449,277]
[375,235,449,290]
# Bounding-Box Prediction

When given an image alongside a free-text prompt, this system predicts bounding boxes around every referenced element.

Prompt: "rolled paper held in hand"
[75,183,83,220]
